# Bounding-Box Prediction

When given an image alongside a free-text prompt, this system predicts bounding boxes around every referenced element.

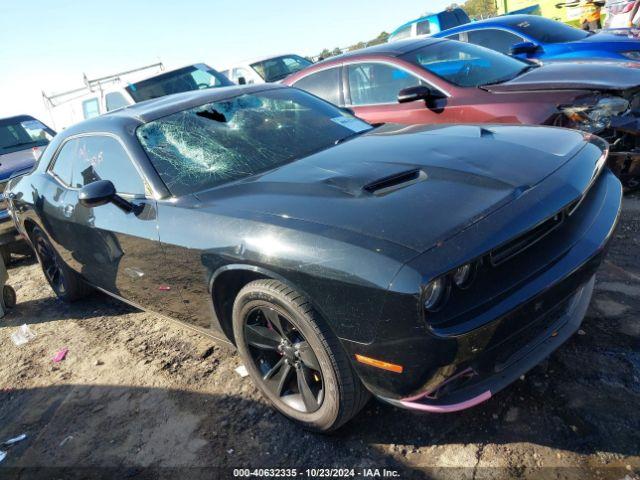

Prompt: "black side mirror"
[398,85,445,104]
[79,180,133,213]
[237,76,247,85]
[510,41,541,56]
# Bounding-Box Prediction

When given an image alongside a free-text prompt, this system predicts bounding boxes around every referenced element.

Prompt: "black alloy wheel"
[244,305,324,413]
[30,227,92,302]
[232,279,370,432]
[34,231,67,297]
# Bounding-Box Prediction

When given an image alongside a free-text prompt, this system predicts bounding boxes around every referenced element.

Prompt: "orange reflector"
[355,354,403,373]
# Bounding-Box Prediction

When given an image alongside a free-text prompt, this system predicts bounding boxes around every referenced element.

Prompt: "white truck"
[43,62,232,130]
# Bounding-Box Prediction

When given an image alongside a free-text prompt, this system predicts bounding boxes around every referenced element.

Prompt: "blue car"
[0,115,55,263]
[433,14,640,62]
[388,8,470,42]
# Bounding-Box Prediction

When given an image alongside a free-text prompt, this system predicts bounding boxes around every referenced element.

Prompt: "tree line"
[311,1,498,61]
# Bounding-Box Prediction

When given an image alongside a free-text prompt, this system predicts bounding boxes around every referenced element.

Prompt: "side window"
[444,33,461,41]
[292,67,342,105]
[51,136,145,195]
[82,98,100,119]
[465,29,524,54]
[416,20,431,36]
[347,63,425,106]
[105,92,131,112]
[72,137,145,195]
[50,139,79,186]
[392,24,412,41]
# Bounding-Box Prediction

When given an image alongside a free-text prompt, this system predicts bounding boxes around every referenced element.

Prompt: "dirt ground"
[0,197,639,480]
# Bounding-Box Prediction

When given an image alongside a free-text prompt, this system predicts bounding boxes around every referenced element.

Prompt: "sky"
[0,0,452,125]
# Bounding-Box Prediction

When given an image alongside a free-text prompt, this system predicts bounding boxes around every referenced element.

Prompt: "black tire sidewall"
[233,285,341,430]
[31,227,72,299]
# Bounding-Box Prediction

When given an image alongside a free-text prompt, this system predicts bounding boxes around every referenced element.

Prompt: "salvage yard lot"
[1,196,639,479]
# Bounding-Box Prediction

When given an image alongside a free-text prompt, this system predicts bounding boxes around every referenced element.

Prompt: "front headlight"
[621,51,640,60]
[423,277,448,311]
[561,96,630,133]
[453,263,474,289]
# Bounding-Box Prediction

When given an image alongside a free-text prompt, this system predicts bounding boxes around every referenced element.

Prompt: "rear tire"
[30,227,92,302]
[232,279,369,433]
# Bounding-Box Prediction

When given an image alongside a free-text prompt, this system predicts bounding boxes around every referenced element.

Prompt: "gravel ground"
[0,196,639,480]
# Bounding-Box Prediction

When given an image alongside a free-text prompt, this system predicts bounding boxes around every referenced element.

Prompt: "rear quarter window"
[292,67,342,105]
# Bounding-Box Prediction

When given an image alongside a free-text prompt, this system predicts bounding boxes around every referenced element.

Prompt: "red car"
[284,38,640,187]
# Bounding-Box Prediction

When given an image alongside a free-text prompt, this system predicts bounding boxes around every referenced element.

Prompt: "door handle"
[63,204,74,218]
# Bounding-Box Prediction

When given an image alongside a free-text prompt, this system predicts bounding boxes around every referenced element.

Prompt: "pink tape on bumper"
[399,389,492,413]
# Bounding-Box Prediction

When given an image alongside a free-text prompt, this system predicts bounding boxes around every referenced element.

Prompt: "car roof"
[223,54,305,70]
[58,84,286,136]
[434,14,543,35]
[0,114,38,123]
[314,38,445,66]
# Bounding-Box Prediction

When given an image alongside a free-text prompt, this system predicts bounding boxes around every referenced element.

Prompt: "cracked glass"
[137,89,372,197]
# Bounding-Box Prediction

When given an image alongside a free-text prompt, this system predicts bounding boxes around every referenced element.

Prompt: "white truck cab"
[43,63,232,130]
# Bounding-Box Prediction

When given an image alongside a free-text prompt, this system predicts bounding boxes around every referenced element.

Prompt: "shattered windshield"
[136,88,372,196]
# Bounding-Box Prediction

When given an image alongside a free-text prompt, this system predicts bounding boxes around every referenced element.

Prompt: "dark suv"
[0,115,55,263]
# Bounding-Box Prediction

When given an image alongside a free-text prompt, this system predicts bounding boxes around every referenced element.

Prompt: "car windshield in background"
[126,65,233,102]
[137,88,372,196]
[402,41,530,87]
[250,55,313,82]
[0,117,54,155]
[506,16,590,43]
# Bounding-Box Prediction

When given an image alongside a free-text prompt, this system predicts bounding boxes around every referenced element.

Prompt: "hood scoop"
[363,169,427,196]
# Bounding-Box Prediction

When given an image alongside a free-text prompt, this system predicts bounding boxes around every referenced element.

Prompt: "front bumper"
[604,114,640,190]
[348,167,622,412]
[381,276,595,412]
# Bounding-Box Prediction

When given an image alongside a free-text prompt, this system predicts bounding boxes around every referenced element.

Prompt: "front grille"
[489,211,565,266]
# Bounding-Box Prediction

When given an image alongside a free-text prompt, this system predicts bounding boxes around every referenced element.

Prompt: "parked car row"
[284,34,640,189]
[1,13,635,432]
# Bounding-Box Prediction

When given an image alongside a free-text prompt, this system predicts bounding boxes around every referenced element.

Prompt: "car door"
[343,61,461,125]
[45,134,185,314]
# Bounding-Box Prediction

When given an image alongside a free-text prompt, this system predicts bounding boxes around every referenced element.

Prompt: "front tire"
[30,227,92,302]
[232,279,369,432]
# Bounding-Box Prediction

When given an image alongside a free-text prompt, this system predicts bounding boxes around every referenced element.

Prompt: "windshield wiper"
[334,129,371,145]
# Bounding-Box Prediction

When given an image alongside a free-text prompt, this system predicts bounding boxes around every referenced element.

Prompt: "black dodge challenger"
[7,85,621,431]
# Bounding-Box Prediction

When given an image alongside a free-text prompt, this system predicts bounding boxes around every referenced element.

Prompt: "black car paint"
[7,85,622,409]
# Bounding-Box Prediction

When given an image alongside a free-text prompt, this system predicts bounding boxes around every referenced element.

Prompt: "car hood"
[196,124,591,253]
[571,31,640,46]
[483,61,640,93]
[0,148,38,182]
